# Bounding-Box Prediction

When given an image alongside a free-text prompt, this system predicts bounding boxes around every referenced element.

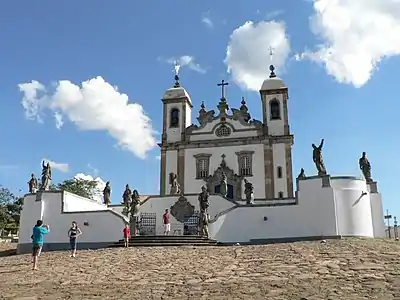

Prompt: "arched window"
[278,191,284,199]
[270,99,281,120]
[170,108,180,128]
[277,166,283,178]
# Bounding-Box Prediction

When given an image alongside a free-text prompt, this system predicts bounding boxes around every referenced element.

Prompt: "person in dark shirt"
[31,220,49,270]
[68,221,82,257]
[163,209,171,235]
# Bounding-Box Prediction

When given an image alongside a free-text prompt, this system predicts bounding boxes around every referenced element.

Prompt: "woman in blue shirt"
[68,221,82,257]
[31,220,49,270]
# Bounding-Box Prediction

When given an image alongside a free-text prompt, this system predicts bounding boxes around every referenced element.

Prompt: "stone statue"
[312,139,327,176]
[297,168,306,179]
[199,211,209,238]
[39,161,52,191]
[28,173,38,194]
[198,185,209,213]
[169,172,181,195]
[130,189,141,236]
[359,152,372,183]
[220,172,228,198]
[103,181,111,205]
[122,184,132,215]
[244,179,254,204]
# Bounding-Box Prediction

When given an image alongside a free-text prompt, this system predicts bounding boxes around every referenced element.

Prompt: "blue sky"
[0,0,399,220]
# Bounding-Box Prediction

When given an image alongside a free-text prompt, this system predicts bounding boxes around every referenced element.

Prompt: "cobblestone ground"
[0,239,399,299]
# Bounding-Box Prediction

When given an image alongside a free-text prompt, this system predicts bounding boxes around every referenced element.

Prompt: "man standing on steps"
[163,209,171,236]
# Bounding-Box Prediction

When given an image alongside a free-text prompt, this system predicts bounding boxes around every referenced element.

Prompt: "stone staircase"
[109,235,219,248]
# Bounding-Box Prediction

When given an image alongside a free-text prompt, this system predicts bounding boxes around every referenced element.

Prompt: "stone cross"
[217,80,229,99]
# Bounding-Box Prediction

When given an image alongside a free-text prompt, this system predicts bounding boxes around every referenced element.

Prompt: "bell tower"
[259,64,294,199]
[159,66,192,195]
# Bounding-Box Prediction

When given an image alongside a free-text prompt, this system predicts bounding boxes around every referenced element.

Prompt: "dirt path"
[0,239,399,299]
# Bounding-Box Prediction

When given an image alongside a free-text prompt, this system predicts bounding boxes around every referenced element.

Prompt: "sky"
[0,0,399,220]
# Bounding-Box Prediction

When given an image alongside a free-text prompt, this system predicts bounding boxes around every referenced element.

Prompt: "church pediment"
[186,110,262,137]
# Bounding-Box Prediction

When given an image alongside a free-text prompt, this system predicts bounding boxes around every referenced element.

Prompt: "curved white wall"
[369,192,385,237]
[330,178,374,237]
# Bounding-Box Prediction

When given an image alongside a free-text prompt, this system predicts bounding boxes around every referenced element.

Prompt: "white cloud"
[298,0,400,87]
[74,173,106,204]
[87,164,99,177]
[19,77,157,159]
[224,20,291,91]
[42,158,69,173]
[202,16,213,28]
[155,155,161,160]
[161,55,207,74]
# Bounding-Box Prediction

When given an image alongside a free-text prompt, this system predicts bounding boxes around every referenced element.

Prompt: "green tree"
[57,178,99,199]
[0,187,19,232]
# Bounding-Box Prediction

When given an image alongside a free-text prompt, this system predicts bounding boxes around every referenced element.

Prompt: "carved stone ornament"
[204,158,242,201]
[170,195,195,223]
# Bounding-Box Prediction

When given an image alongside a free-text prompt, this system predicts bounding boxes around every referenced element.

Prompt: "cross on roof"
[268,46,274,61]
[217,80,229,99]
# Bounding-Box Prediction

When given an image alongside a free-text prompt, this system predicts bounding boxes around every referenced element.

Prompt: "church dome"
[162,74,192,105]
[260,65,286,91]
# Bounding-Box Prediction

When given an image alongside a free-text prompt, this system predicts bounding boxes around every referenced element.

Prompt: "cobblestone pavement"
[0,239,399,299]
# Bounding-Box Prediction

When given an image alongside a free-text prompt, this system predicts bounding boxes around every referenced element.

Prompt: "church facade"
[159,67,294,201]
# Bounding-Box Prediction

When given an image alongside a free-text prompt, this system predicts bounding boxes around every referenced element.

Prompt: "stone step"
[118,239,216,245]
[119,236,215,242]
[109,242,218,248]
[109,235,218,248]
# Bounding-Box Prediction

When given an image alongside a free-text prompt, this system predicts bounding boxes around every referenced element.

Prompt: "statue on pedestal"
[169,173,181,195]
[198,185,209,213]
[103,181,111,205]
[199,211,209,238]
[122,184,132,216]
[39,161,52,191]
[244,179,254,204]
[130,189,141,236]
[220,172,227,198]
[359,152,372,183]
[312,139,327,176]
[28,173,38,194]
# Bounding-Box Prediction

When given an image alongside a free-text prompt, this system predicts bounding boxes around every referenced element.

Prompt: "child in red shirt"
[123,224,131,247]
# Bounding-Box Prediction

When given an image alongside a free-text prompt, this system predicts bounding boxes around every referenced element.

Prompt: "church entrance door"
[214,184,234,200]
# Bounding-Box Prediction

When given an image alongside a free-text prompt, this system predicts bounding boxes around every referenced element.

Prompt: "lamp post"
[394,216,398,240]
[384,210,393,239]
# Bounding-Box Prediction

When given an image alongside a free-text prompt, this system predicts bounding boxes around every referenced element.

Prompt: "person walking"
[163,209,171,236]
[68,221,82,257]
[123,224,131,247]
[31,220,49,270]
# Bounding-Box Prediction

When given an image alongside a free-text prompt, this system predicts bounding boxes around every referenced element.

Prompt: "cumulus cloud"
[225,21,291,91]
[298,0,400,87]
[19,77,157,159]
[160,55,207,74]
[42,158,69,173]
[74,173,106,204]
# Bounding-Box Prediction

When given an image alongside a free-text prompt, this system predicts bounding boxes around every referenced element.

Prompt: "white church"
[17,66,386,254]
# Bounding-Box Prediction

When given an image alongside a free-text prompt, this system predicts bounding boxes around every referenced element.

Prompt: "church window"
[194,153,211,179]
[170,108,180,128]
[215,124,231,137]
[278,191,284,199]
[269,99,281,120]
[277,166,283,178]
[235,151,254,177]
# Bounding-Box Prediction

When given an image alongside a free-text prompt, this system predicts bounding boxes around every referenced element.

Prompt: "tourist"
[68,221,82,257]
[31,220,50,270]
[163,209,171,235]
[123,224,131,247]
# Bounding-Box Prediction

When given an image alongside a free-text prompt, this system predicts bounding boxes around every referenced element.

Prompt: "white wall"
[369,192,386,238]
[63,191,108,212]
[184,144,265,198]
[18,194,43,245]
[185,102,192,127]
[331,178,374,237]
[139,194,235,235]
[272,143,287,197]
[18,191,125,248]
[165,150,178,193]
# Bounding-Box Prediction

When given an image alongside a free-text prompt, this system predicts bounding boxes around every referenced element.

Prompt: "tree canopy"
[56,178,99,200]
[0,187,23,232]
